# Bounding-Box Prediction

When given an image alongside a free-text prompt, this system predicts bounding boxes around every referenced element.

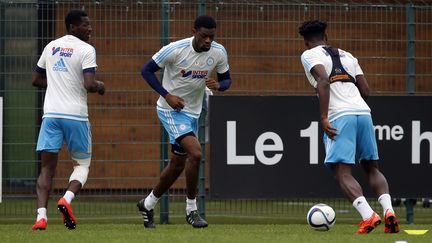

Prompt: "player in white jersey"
[299,20,399,234]
[31,10,105,231]
[138,15,231,228]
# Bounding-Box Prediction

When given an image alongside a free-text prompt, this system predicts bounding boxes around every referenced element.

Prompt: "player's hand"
[165,94,185,111]
[96,81,105,95]
[205,78,220,91]
[321,117,337,140]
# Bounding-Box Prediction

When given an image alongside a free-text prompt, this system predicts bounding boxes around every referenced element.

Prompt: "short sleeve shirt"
[152,37,229,117]
[300,45,370,121]
[37,35,97,121]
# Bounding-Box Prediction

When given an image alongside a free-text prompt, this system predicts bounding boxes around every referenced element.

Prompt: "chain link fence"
[1,0,431,224]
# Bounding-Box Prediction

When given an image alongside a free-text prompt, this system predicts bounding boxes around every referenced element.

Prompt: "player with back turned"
[299,20,399,234]
[31,10,105,230]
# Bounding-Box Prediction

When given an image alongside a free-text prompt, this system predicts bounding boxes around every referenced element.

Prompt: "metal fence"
[1,0,432,224]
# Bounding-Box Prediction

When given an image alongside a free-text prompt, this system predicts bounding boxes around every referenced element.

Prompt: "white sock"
[186,197,197,215]
[378,193,394,215]
[36,208,47,221]
[144,190,160,210]
[353,196,374,220]
[63,190,75,204]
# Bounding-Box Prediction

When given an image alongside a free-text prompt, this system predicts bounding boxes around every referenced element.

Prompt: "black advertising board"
[209,96,432,199]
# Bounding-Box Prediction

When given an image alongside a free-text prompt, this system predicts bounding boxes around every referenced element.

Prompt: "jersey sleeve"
[36,45,48,69]
[300,50,324,72]
[82,46,98,70]
[215,46,229,74]
[351,55,364,76]
[151,42,178,68]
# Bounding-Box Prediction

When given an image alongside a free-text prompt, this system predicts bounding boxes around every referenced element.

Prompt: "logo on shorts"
[179,124,187,131]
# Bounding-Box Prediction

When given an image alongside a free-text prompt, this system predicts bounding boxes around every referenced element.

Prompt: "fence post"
[197,0,207,220]
[406,4,415,95]
[159,0,170,225]
[0,3,4,99]
[198,97,207,220]
[405,4,416,222]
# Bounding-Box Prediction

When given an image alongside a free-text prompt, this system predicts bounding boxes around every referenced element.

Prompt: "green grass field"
[0,223,430,243]
[1,199,431,242]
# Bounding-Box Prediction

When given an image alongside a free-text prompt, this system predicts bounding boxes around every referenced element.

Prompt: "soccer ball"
[306,203,336,231]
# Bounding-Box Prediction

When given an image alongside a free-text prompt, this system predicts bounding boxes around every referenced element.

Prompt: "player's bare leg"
[137,151,186,228]
[181,136,207,228]
[361,160,399,233]
[331,163,363,202]
[360,160,388,196]
[33,152,58,230]
[331,163,381,234]
[153,154,187,197]
[181,136,201,200]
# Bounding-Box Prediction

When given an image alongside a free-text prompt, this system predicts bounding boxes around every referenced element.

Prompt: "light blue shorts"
[157,109,199,145]
[36,118,92,160]
[324,115,379,165]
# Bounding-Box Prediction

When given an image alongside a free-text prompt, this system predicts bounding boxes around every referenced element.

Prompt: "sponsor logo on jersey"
[180,70,208,79]
[53,58,68,72]
[52,47,61,56]
[181,70,192,77]
[52,46,74,58]
[330,74,350,82]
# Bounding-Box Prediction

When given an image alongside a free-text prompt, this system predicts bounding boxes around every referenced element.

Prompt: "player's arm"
[83,67,105,95]
[311,64,337,140]
[32,66,47,88]
[355,75,370,99]
[141,59,184,111]
[205,70,232,91]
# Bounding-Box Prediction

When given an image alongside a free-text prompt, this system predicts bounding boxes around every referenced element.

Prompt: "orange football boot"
[57,198,77,230]
[32,218,47,230]
[357,212,381,234]
[384,209,400,233]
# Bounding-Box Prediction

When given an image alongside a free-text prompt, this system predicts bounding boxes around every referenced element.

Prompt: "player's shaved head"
[299,20,327,41]
[65,10,88,32]
[194,15,217,30]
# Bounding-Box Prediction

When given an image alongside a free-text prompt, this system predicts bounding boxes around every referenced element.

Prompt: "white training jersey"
[37,35,97,121]
[300,45,371,122]
[152,37,229,117]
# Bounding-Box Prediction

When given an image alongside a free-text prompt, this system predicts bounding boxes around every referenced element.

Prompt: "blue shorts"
[36,118,92,160]
[157,108,199,145]
[324,115,379,165]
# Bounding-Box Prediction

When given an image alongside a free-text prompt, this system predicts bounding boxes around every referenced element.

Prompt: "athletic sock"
[36,207,47,221]
[186,197,197,215]
[353,196,375,220]
[144,190,160,210]
[63,190,75,204]
[378,193,394,215]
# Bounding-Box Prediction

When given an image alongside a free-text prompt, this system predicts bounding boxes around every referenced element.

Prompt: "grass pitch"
[1,199,431,242]
[1,222,430,243]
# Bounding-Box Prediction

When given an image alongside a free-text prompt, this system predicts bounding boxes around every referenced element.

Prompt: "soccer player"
[299,20,399,234]
[138,15,231,228]
[31,10,105,230]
